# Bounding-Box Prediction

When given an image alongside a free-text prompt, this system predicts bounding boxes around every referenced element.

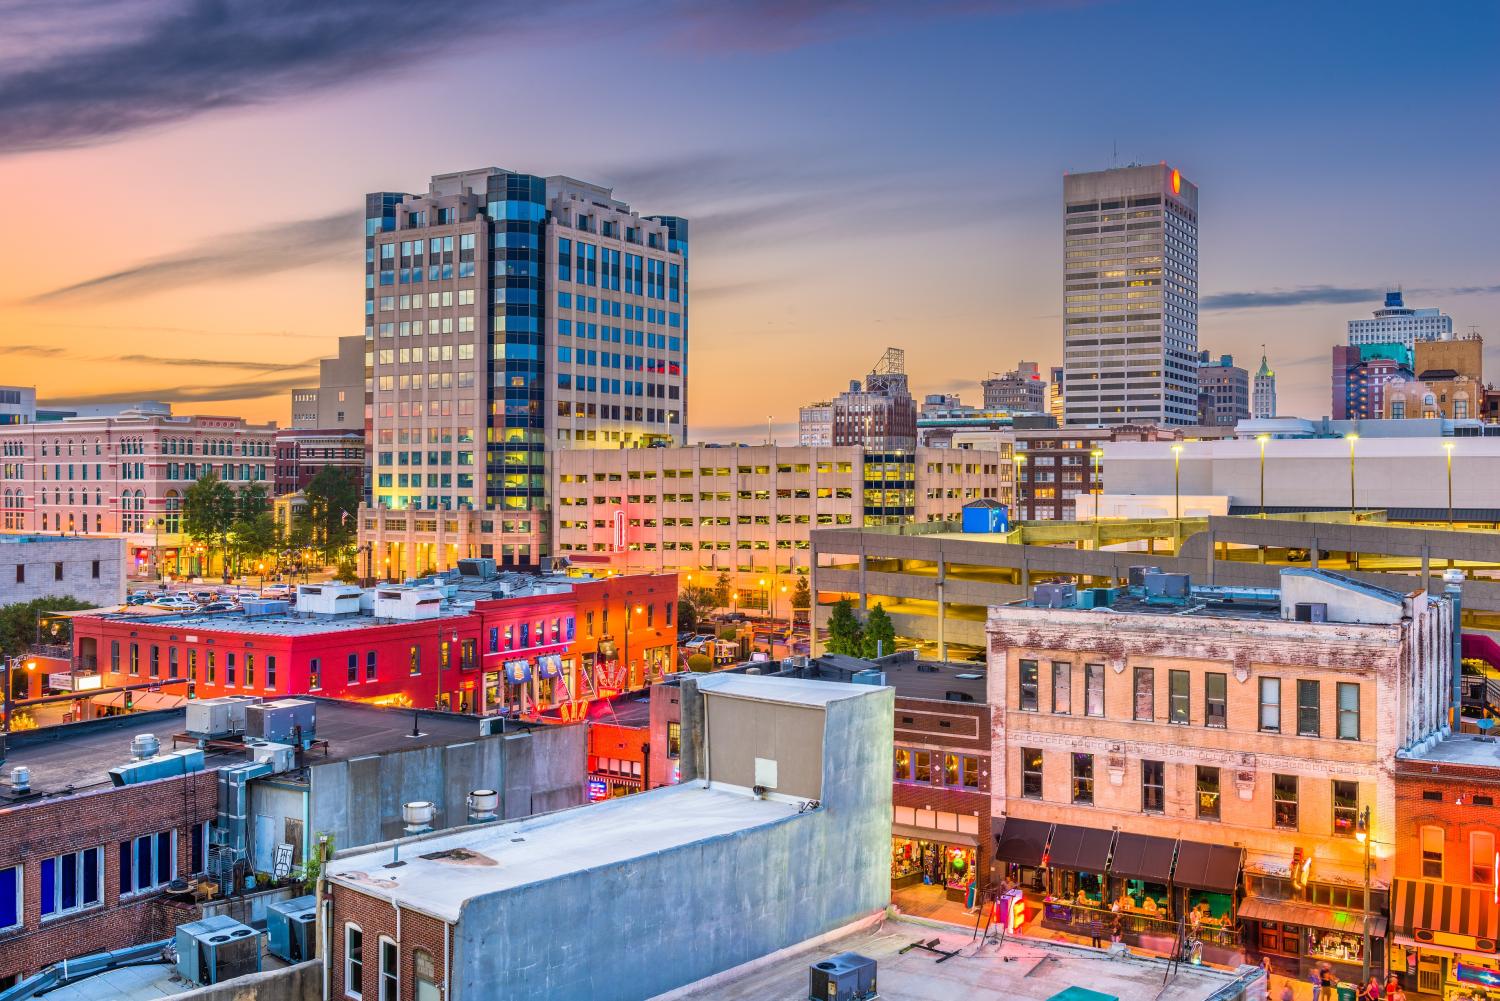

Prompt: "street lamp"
[1356,806,1373,984]
[759,578,769,620]
[1170,444,1184,521]
[1256,434,1270,518]
[1089,448,1104,526]
[1346,434,1359,520]
[1444,441,1456,528]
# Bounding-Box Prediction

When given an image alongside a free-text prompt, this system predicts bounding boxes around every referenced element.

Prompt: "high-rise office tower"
[1194,351,1249,426]
[1347,290,1451,354]
[1252,347,1277,419]
[1062,164,1198,426]
[362,168,687,571]
[981,361,1047,413]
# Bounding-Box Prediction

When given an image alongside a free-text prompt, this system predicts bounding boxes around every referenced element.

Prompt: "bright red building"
[68,574,678,718]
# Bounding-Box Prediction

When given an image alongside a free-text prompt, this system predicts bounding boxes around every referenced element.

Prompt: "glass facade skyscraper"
[361,168,687,572]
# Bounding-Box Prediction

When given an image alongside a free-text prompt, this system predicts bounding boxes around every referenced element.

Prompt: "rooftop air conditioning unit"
[1033,583,1077,608]
[1144,572,1190,599]
[247,699,316,744]
[1128,565,1163,588]
[266,895,317,963]
[175,915,261,986]
[809,952,878,1001]
[250,742,296,774]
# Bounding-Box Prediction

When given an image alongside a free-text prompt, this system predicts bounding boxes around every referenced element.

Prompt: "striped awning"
[1392,878,1499,943]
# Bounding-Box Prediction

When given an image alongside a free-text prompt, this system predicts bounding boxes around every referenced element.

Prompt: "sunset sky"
[1,0,1496,437]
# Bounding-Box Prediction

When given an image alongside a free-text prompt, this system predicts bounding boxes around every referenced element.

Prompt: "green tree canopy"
[0,596,95,658]
[711,571,732,610]
[791,576,811,610]
[860,603,897,660]
[304,466,360,558]
[183,472,235,546]
[825,598,863,656]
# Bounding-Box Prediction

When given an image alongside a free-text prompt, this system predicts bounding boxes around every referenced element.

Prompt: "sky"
[0,0,1496,438]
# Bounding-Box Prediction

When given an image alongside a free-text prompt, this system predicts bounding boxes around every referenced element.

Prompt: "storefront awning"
[994,818,1053,868]
[1240,896,1387,938]
[1392,878,1498,944]
[90,691,186,712]
[1172,841,1244,894]
[1047,823,1116,875]
[893,824,979,848]
[1108,832,1177,884]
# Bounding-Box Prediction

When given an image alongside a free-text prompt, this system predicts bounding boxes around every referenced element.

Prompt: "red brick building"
[67,573,678,720]
[0,762,217,988]
[1393,735,1500,999]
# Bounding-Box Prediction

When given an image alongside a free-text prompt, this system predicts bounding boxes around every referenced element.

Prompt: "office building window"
[1259,677,1281,732]
[1072,753,1094,804]
[1018,659,1039,711]
[1205,672,1227,728]
[1337,682,1360,740]
[1085,663,1105,717]
[1141,759,1165,813]
[1133,668,1154,721]
[1297,680,1320,737]
[1021,748,1043,799]
[40,847,102,918]
[1332,780,1359,837]
[1273,774,1298,830]
[1169,670,1190,724]
[1052,661,1071,714]
[1196,766,1221,820]
[118,830,175,896]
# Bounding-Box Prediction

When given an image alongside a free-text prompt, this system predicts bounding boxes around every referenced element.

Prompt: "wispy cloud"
[24,210,360,303]
[5,345,66,357]
[1204,283,1500,312]
[0,0,1069,155]
[116,354,317,373]
[39,373,314,408]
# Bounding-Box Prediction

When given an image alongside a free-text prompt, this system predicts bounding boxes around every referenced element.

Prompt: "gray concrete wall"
[170,960,322,1001]
[308,725,585,851]
[450,685,893,1001]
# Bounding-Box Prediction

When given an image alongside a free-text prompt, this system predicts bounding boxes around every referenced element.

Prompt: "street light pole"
[1346,434,1359,520]
[1089,448,1104,527]
[1357,806,1372,984]
[1257,434,1269,518]
[1170,444,1183,522]
[1444,441,1455,527]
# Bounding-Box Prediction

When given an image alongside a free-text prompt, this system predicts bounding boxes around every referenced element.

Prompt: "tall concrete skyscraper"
[1347,289,1452,354]
[361,168,687,571]
[1061,164,1198,426]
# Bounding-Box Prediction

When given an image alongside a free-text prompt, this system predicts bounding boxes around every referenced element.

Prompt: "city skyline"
[0,0,1496,435]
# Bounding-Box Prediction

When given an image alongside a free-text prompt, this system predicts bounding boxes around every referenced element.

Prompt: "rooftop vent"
[467,789,498,823]
[131,732,161,761]
[9,766,30,795]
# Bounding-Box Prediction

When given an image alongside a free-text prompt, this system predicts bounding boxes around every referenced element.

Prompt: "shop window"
[667,721,680,759]
[1196,766,1220,820]
[1273,774,1298,830]
[1296,680,1320,737]
[1018,659,1039,711]
[1133,668,1154,721]
[1051,661,1071,714]
[943,754,961,786]
[913,750,932,784]
[1141,759,1164,813]
[1258,677,1280,732]
[1084,663,1105,717]
[893,747,911,782]
[1472,831,1495,885]
[1332,780,1359,837]
[1168,670,1189,724]
[963,757,979,789]
[1021,748,1043,799]
[1205,672,1227,728]
[1072,752,1093,805]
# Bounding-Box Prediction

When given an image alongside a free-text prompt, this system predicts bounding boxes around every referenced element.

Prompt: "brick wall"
[893,697,993,894]
[0,770,219,982]
[1394,760,1500,883]
[328,884,447,1001]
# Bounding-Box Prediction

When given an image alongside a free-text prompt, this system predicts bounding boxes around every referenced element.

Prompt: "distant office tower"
[1348,290,1452,355]
[362,169,687,567]
[1048,365,1065,421]
[1252,348,1277,419]
[797,347,917,449]
[982,361,1047,413]
[1062,164,1198,426]
[290,336,364,431]
[1331,344,1411,420]
[1195,352,1249,426]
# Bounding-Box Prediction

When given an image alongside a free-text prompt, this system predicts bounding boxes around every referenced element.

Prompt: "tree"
[183,472,236,575]
[791,577,811,610]
[687,653,713,673]
[711,571,732,611]
[230,511,277,573]
[304,466,360,561]
[677,591,701,633]
[860,603,897,660]
[825,598,863,656]
[237,482,269,521]
[0,597,94,658]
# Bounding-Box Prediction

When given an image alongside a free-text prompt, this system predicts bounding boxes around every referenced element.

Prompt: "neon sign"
[1457,965,1500,987]
[587,779,608,802]
[1171,168,1182,195]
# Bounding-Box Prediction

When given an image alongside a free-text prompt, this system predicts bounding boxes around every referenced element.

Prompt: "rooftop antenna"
[1112,139,1117,167]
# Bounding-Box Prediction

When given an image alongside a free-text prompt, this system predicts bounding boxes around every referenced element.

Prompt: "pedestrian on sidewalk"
[1279,983,1295,1001]
[1089,920,1102,948]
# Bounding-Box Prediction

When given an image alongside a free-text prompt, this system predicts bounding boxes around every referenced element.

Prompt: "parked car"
[189,590,216,604]
[196,601,239,613]
[260,583,292,597]
[125,593,150,606]
[151,595,197,611]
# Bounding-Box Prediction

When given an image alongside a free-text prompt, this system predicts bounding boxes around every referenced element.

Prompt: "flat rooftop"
[92,606,472,637]
[881,660,986,702]
[1,698,485,795]
[1020,589,1285,621]
[590,691,652,727]
[667,918,1258,1001]
[328,781,799,921]
[1400,733,1500,767]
